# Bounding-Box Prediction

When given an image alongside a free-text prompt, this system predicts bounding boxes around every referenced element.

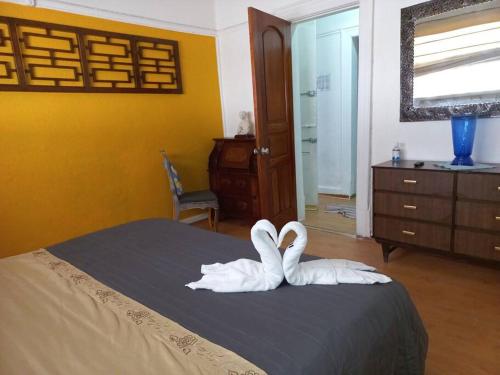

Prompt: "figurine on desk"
[235,111,254,139]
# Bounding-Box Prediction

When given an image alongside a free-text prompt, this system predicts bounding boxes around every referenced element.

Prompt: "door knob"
[254,147,270,155]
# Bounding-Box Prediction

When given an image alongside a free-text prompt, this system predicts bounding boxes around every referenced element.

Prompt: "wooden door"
[248,7,297,229]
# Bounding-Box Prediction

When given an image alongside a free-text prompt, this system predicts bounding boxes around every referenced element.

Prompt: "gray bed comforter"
[48,219,428,375]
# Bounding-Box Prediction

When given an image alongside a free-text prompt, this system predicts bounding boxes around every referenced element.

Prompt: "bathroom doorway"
[292,8,359,235]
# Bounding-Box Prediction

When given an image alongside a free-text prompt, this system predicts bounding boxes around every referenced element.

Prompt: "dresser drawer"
[374,217,451,251]
[454,229,500,261]
[457,173,500,202]
[219,174,251,194]
[455,201,500,231]
[373,168,454,197]
[374,192,452,224]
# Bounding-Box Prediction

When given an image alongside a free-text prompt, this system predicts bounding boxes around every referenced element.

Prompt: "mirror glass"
[413,0,500,108]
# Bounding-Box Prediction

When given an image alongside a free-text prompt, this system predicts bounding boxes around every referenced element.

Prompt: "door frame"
[276,0,374,237]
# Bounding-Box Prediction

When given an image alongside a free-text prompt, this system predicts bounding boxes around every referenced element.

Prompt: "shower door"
[301,98,318,209]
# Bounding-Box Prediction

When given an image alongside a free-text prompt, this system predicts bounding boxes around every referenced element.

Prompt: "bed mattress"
[0,219,427,374]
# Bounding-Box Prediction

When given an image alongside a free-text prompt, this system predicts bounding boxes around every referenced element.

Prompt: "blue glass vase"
[451,115,477,166]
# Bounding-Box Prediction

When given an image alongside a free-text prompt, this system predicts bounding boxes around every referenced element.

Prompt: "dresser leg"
[382,244,396,263]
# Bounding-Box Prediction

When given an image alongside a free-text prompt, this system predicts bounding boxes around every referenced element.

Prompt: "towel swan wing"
[278,221,391,286]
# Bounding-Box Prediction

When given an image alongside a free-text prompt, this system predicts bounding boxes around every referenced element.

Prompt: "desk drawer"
[457,173,500,202]
[455,201,500,231]
[454,229,500,261]
[374,168,454,197]
[374,192,452,224]
[374,217,451,251]
[219,174,251,195]
[219,196,251,217]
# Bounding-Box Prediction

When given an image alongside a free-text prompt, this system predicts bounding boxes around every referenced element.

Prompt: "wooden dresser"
[209,138,260,221]
[373,160,500,264]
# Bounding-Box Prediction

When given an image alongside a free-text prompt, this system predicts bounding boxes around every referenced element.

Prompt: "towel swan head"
[250,220,283,284]
[277,221,308,284]
[278,221,307,249]
[251,219,278,246]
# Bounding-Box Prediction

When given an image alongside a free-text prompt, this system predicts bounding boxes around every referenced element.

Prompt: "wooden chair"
[161,150,219,231]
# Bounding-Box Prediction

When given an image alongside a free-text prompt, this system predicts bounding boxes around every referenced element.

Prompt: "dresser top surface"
[373,160,500,174]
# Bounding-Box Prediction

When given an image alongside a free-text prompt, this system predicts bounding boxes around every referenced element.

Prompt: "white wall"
[215,0,296,135]
[4,0,217,35]
[297,22,317,129]
[293,21,318,209]
[217,24,254,136]
[315,10,358,197]
[215,0,362,135]
[371,0,500,164]
[350,36,359,195]
[215,0,294,30]
[316,31,342,194]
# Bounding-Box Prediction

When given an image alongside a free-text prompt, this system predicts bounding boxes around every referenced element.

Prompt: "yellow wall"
[0,2,223,257]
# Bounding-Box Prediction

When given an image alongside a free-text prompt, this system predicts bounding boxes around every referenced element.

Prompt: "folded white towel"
[186,219,284,292]
[278,221,392,286]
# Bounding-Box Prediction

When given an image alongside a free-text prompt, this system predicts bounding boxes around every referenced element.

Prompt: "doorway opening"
[292,8,359,235]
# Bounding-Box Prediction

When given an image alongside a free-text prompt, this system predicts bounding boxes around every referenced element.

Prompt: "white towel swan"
[278,221,392,286]
[186,219,284,292]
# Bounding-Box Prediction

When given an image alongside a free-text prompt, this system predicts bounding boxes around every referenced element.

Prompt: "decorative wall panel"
[137,40,179,90]
[0,21,20,86]
[0,16,183,94]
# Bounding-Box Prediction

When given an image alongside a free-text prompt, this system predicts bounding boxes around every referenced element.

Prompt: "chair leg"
[173,202,180,221]
[208,208,213,229]
[213,208,219,232]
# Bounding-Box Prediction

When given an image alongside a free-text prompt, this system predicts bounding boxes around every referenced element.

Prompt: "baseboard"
[318,186,343,195]
[319,193,355,199]
[180,213,208,224]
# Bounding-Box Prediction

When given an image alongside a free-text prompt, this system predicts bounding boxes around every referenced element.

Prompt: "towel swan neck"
[278,221,308,285]
[250,219,283,282]
[251,219,278,247]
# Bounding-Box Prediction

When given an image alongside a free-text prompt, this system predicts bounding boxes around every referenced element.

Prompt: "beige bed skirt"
[0,250,264,375]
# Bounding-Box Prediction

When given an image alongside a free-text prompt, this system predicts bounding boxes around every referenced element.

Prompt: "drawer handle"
[496,216,500,221]
[402,230,415,236]
[403,179,417,184]
[403,204,417,210]
[495,246,500,252]
[498,186,500,191]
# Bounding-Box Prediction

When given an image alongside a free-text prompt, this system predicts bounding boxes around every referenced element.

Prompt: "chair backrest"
[160,150,183,199]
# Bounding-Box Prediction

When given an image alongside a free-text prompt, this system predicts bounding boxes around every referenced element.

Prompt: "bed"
[0,219,428,374]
